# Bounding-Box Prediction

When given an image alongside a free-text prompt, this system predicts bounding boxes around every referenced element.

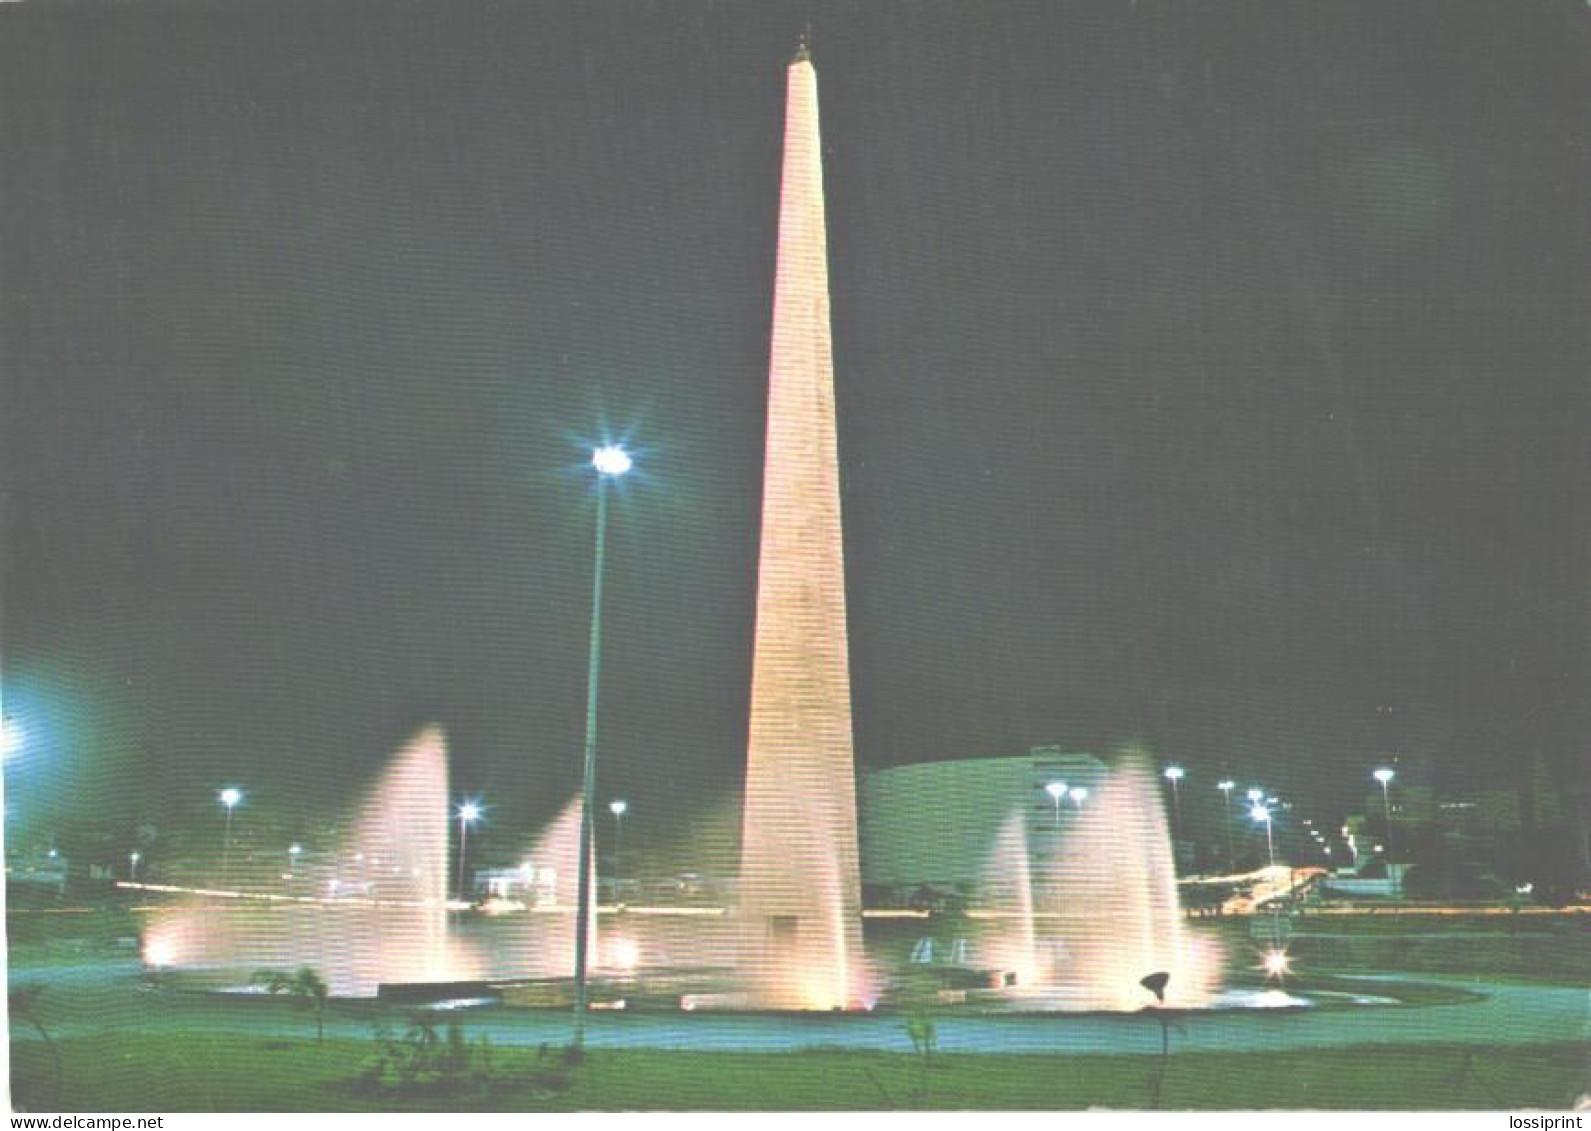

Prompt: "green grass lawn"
[9,1032,1585,1111]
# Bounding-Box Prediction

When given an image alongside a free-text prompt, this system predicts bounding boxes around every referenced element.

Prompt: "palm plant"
[252,966,330,1044]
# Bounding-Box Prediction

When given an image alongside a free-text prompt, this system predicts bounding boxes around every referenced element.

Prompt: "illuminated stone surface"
[738,49,865,1010]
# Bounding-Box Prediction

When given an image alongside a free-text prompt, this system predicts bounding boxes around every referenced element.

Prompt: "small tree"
[900,1005,939,1108]
[903,1007,938,1065]
[358,1015,503,1096]
[252,966,330,1044]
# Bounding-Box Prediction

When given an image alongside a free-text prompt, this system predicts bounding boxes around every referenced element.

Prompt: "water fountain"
[454,797,593,983]
[143,734,1233,1013]
[976,811,1042,989]
[896,753,1220,1011]
[144,725,471,997]
[1037,754,1218,1009]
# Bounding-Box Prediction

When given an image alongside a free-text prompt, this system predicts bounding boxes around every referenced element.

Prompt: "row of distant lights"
[454,797,629,824]
[1165,765,1395,848]
[1042,781,1088,806]
[210,789,629,847]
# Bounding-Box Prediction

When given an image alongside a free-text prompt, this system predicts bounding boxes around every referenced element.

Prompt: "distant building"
[474,863,563,906]
[5,851,69,895]
[858,746,1107,900]
[1437,790,1523,838]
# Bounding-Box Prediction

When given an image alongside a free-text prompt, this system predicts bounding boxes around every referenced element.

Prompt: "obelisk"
[738,42,865,1010]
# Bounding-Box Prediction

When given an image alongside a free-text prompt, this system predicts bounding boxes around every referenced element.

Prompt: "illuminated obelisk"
[738,42,865,1010]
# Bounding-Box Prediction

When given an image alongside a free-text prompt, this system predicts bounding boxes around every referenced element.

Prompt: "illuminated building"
[858,748,1107,899]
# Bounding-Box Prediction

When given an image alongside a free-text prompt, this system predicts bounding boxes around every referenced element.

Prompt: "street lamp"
[574,443,632,1050]
[288,842,302,879]
[1373,767,1395,862]
[0,717,22,760]
[609,799,629,890]
[1068,786,1088,810]
[1163,766,1185,832]
[1249,803,1275,868]
[1246,788,1263,804]
[456,801,481,901]
[128,850,141,882]
[218,787,242,883]
[1044,781,1068,829]
[1217,780,1236,870]
[1139,971,1173,1106]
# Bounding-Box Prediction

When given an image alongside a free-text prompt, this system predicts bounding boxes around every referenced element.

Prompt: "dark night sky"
[3,1,1587,853]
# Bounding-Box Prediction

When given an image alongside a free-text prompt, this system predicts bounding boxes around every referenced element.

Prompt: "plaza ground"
[7,904,1588,1110]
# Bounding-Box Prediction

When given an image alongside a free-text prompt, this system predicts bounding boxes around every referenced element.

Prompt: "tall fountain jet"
[738,41,865,1010]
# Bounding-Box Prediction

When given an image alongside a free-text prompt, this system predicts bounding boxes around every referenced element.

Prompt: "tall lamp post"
[1044,781,1068,830]
[1163,765,1185,833]
[574,443,632,1051]
[1,717,22,760]
[1217,780,1236,871]
[218,787,242,884]
[1250,802,1275,868]
[1068,786,1088,811]
[609,799,628,890]
[1373,768,1395,863]
[455,801,480,902]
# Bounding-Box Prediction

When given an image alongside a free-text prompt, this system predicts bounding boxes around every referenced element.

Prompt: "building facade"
[858,746,1107,900]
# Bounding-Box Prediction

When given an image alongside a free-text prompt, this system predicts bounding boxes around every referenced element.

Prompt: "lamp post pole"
[1163,766,1185,832]
[1251,804,1275,868]
[1045,782,1067,831]
[573,445,630,1051]
[455,804,479,902]
[609,799,628,893]
[219,788,241,885]
[1374,768,1395,864]
[1217,780,1236,871]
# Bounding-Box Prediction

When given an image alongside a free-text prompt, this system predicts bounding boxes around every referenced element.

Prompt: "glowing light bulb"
[592,446,633,476]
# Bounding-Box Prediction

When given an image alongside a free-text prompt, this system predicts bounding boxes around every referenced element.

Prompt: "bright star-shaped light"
[219,788,242,810]
[1,718,23,760]
[1262,949,1290,978]
[458,801,482,823]
[592,445,633,476]
[1164,765,1185,782]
